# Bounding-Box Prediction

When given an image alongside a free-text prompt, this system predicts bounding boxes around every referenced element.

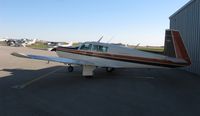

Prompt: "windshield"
[79,43,108,52]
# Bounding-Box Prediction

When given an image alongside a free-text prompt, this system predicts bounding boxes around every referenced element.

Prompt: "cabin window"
[91,45,99,52]
[80,44,92,50]
[98,45,107,52]
[91,45,108,52]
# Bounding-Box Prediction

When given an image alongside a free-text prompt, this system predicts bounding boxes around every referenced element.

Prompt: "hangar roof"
[169,0,195,19]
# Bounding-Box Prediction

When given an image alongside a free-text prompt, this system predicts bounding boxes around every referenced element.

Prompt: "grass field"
[136,47,164,54]
[27,42,49,50]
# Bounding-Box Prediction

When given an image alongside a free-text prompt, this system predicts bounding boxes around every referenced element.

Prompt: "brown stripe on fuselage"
[56,47,189,68]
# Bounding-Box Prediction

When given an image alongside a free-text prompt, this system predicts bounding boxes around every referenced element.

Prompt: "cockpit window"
[80,43,92,50]
[80,43,108,52]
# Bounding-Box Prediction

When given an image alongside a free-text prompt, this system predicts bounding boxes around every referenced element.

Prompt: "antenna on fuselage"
[97,36,103,43]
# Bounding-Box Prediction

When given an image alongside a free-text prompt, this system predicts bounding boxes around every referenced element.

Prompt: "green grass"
[27,42,49,50]
[136,47,164,54]
[72,42,81,47]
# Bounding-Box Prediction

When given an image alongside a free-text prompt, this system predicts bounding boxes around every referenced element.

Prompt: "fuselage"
[55,42,189,68]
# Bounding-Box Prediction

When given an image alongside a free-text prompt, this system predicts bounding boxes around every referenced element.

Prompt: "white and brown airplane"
[11,29,191,77]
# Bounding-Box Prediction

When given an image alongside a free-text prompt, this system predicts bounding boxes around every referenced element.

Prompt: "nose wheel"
[68,66,74,72]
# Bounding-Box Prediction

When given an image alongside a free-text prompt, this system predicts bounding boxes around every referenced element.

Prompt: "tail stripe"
[172,31,191,64]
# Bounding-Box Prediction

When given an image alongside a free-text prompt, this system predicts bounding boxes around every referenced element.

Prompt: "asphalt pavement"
[0,46,200,116]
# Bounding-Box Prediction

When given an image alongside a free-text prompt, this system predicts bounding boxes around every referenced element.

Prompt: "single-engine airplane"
[11,29,191,77]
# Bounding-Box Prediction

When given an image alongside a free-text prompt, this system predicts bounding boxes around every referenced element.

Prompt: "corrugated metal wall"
[170,0,200,75]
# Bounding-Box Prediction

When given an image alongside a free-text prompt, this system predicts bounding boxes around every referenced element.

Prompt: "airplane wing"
[11,52,93,65]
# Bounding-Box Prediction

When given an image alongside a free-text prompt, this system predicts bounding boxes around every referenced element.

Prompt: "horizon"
[0,0,189,46]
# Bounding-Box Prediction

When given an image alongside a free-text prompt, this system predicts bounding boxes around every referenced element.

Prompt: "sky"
[0,0,190,46]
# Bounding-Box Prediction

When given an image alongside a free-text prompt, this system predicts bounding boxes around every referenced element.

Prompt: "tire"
[68,66,74,72]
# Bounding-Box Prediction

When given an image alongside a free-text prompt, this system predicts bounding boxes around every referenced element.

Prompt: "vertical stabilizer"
[164,30,191,64]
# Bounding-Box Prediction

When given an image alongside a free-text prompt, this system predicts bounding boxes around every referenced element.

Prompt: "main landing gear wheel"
[106,67,114,72]
[68,66,74,72]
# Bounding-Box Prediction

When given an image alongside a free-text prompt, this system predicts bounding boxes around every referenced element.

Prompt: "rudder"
[164,29,191,65]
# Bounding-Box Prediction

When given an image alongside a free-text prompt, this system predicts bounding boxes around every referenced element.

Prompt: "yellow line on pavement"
[135,77,155,79]
[13,67,64,89]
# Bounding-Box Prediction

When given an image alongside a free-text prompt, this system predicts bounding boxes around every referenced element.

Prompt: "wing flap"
[11,52,93,65]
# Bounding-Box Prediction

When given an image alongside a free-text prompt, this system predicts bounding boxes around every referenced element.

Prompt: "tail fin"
[164,29,191,64]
